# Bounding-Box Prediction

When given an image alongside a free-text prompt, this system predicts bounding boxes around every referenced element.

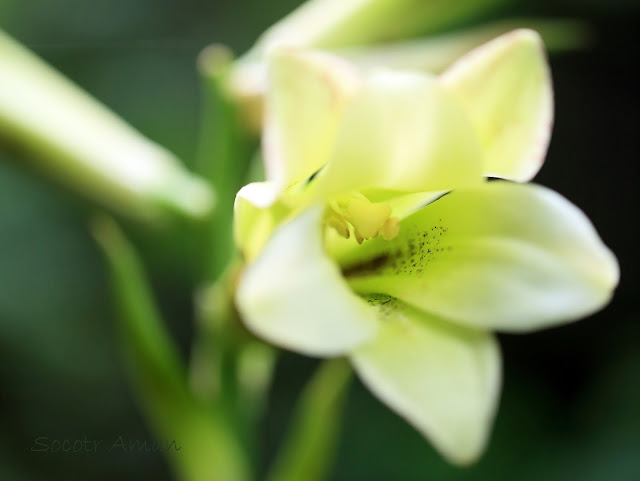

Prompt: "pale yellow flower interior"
[326,192,400,243]
[234,29,619,467]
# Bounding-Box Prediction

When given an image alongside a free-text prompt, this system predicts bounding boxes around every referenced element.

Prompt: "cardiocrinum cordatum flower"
[232,30,619,464]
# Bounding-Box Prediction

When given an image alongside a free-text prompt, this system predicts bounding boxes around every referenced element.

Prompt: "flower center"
[325,194,399,243]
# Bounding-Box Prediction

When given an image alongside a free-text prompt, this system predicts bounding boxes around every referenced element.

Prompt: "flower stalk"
[194,44,256,282]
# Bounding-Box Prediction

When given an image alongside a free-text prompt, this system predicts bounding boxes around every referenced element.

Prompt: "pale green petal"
[302,70,483,204]
[236,207,378,357]
[362,189,447,219]
[351,297,501,465]
[440,29,553,182]
[345,182,619,332]
[263,50,359,192]
[230,20,586,130]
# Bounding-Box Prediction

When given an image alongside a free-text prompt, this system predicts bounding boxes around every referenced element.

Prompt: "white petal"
[351,298,501,465]
[303,70,483,203]
[345,182,619,332]
[440,29,553,182]
[263,49,360,192]
[234,182,284,262]
[236,207,378,357]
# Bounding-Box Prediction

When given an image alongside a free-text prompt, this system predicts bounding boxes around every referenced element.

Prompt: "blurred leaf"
[266,358,352,481]
[248,0,511,52]
[337,18,592,74]
[92,217,250,481]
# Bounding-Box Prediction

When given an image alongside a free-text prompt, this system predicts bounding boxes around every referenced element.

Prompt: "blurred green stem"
[266,359,353,481]
[188,42,273,470]
[0,29,214,224]
[189,263,276,464]
[194,45,255,282]
[93,217,250,481]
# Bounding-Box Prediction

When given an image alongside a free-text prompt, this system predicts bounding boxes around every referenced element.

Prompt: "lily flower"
[233,30,619,464]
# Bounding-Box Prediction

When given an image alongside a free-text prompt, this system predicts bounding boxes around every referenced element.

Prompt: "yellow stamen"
[380,217,400,240]
[344,199,390,240]
[325,194,400,242]
[325,207,350,239]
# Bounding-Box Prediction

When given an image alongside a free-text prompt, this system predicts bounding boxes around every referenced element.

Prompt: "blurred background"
[0,0,638,480]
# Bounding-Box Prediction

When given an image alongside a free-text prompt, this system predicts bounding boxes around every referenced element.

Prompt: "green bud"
[0,30,214,223]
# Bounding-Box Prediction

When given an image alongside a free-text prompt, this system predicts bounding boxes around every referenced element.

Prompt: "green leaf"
[336,18,592,74]
[266,358,352,481]
[249,0,511,52]
[92,217,250,481]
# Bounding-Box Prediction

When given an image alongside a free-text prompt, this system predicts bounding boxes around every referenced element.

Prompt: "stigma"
[325,194,400,243]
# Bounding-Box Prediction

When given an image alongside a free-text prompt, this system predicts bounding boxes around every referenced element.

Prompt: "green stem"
[193,45,255,282]
[188,43,268,469]
[92,217,251,481]
[266,359,353,481]
[189,263,276,467]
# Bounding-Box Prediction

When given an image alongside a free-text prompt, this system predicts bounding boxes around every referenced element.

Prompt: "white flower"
[233,31,619,464]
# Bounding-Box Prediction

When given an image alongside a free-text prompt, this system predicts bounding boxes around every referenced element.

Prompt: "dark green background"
[0,1,638,480]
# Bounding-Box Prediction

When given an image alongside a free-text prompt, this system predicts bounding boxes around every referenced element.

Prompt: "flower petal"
[344,182,619,332]
[363,189,448,220]
[351,297,501,465]
[236,207,378,357]
[303,70,483,203]
[440,29,553,182]
[234,182,285,262]
[263,49,360,194]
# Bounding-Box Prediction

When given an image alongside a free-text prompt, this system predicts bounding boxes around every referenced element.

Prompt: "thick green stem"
[266,359,353,481]
[188,42,269,469]
[92,217,251,481]
[193,45,255,282]
[189,264,276,467]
